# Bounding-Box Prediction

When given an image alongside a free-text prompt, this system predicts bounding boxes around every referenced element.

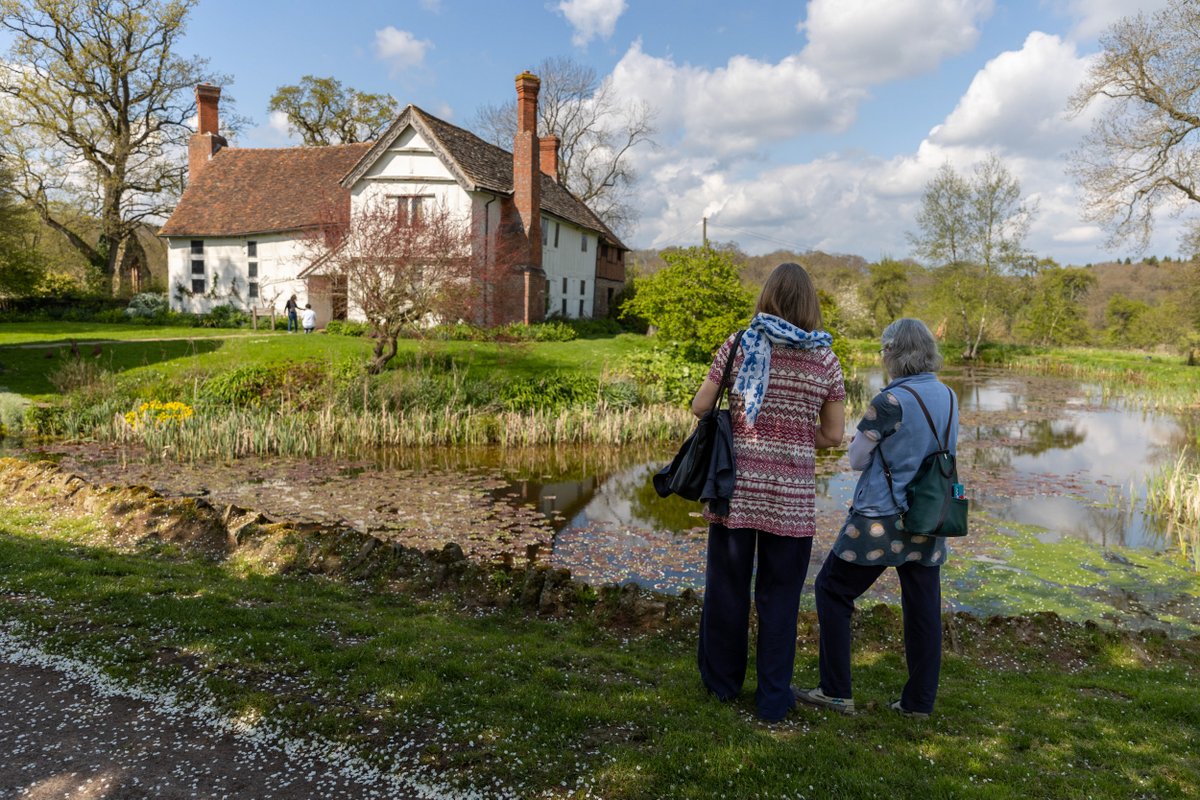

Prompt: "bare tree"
[303,199,480,373]
[472,56,655,234]
[0,0,231,296]
[268,76,400,146]
[1068,0,1200,253]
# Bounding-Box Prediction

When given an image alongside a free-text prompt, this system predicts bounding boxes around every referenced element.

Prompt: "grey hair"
[880,318,942,377]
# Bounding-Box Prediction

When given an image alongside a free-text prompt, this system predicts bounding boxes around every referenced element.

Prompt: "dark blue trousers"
[813,553,943,714]
[697,523,813,720]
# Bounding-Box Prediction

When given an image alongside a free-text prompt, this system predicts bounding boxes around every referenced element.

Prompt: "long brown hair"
[755,262,822,331]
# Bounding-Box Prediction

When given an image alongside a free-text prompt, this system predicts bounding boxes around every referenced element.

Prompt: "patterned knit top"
[702,332,846,537]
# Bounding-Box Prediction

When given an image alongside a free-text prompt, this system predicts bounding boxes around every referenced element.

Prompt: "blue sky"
[112,2,1200,262]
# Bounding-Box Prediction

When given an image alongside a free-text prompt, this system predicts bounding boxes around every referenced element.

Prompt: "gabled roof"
[159,143,373,238]
[344,105,627,250]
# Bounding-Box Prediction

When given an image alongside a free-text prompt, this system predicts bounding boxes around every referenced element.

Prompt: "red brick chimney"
[188,84,227,181]
[512,72,544,323]
[539,135,560,180]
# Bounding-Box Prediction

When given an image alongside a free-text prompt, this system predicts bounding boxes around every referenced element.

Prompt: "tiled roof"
[159,143,374,237]
[162,107,626,251]
[345,106,628,250]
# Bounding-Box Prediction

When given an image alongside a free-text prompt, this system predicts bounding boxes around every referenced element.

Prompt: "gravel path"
[0,636,453,800]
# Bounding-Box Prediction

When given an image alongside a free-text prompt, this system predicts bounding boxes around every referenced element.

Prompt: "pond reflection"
[407,368,1191,589]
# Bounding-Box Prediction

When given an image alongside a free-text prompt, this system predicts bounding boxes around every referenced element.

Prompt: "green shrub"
[566,317,623,338]
[125,293,169,319]
[598,378,640,409]
[621,346,708,406]
[0,392,30,437]
[25,403,65,436]
[494,321,578,342]
[325,320,369,337]
[198,304,250,329]
[499,372,599,412]
[200,364,281,406]
[429,323,488,341]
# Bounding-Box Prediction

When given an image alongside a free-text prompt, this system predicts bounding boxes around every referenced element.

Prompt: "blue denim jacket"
[850,372,959,517]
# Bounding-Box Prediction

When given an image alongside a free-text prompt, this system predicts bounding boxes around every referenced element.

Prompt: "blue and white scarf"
[732,313,833,425]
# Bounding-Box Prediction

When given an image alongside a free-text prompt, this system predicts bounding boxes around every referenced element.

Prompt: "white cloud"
[1062,0,1169,40]
[419,0,442,11]
[611,41,861,159]
[798,0,993,85]
[931,32,1093,155]
[556,0,627,47]
[268,111,292,138]
[1053,225,1104,243]
[373,27,433,74]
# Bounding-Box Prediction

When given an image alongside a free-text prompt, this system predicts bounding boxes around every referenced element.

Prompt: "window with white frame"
[190,240,205,293]
[581,233,587,252]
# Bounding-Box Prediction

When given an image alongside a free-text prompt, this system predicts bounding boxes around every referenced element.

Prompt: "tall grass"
[79,401,695,460]
[1145,452,1200,571]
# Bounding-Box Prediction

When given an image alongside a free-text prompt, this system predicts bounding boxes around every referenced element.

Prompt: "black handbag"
[653,330,744,513]
[879,384,969,537]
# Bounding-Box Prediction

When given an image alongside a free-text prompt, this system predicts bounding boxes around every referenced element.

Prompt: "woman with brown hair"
[691,262,846,721]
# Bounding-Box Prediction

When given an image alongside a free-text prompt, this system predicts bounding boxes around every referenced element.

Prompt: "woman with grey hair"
[797,318,958,719]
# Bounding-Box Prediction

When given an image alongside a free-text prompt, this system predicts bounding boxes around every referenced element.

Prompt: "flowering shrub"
[124,400,194,430]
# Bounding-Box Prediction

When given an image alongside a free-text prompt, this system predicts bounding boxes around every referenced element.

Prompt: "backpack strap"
[895,384,954,451]
[874,384,955,497]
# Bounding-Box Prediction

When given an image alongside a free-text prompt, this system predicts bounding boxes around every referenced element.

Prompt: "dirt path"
[0,637,438,800]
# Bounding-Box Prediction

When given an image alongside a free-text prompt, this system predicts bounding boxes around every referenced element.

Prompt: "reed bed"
[1145,453,1200,571]
[91,402,695,461]
[998,355,1199,412]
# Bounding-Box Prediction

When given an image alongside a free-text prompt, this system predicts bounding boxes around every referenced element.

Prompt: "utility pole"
[702,216,708,248]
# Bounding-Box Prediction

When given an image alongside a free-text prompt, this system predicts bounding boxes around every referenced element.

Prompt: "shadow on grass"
[0,338,225,396]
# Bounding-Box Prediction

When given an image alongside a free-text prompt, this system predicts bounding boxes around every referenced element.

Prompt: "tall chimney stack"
[512,72,544,323]
[539,135,560,180]
[189,84,227,181]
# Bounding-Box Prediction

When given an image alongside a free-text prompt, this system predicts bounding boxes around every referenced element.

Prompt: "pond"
[16,367,1200,634]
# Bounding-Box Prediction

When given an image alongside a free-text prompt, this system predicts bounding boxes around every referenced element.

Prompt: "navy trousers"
[813,553,943,714]
[697,523,813,721]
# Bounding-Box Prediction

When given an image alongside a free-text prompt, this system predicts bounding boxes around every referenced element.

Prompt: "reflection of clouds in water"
[1010,409,1179,485]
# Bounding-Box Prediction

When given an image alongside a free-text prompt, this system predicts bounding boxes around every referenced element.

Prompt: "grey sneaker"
[795,686,856,715]
[889,699,930,719]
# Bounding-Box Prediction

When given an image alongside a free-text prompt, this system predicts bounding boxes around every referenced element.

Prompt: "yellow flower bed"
[124,400,194,430]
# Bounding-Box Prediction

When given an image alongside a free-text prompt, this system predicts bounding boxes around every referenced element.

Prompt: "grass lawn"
[1,498,1197,800]
[0,320,656,400]
[0,321,284,346]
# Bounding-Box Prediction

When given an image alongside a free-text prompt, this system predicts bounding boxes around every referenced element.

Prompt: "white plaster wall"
[350,126,471,219]
[542,216,596,319]
[166,234,310,314]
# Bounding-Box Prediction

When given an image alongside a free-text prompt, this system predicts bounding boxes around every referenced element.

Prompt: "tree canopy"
[621,245,754,359]
[909,155,1036,357]
[268,76,400,146]
[472,56,655,235]
[0,0,227,295]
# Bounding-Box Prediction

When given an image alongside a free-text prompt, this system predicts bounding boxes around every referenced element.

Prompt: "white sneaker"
[795,686,857,715]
